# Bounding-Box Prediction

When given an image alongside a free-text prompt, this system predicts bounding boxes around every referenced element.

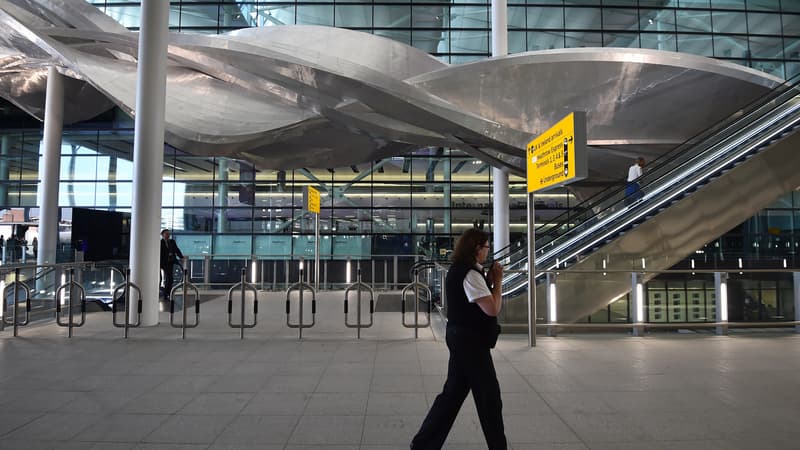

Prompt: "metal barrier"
[227,268,258,339]
[170,269,200,339]
[344,267,374,338]
[286,263,316,339]
[3,268,31,336]
[112,268,142,338]
[401,269,432,338]
[55,268,86,338]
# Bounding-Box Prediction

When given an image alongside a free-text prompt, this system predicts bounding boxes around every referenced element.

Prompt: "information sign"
[303,186,321,214]
[527,112,587,193]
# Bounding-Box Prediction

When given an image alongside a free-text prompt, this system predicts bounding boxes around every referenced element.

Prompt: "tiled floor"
[1,291,800,449]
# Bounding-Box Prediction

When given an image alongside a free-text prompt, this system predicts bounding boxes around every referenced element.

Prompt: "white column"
[491,0,509,259]
[130,0,169,326]
[37,66,64,269]
[217,158,228,233]
[492,168,509,257]
[443,155,451,246]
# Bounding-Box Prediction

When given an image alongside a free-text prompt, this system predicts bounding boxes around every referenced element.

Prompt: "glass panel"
[609,295,629,322]
[749,36,784,59]
[450,6,489,29]
[296,5,333,26]
[336,5,372,27]
[603,32,638,48]
[527,31,564,50]
[784,14,800,36]
[601,8,637,31]
[565,32,602,47]
[374,5,411,28]
[676,9,711,33]
[714,35,750,59]
[712,11,747,34]
[508,7,526,29]
[640,8,676,32]
[450,30,489,53]
[678,0,710,6]
[748,0,781,12]
[710,0,745,9]
[527,7,565,30]
[750,60,784,78]
[748,12,782,35]
[564,7,601,29]
[412,6,447,28]
[677,34,713,57]
[179,5,220,28]
[508,30,527,53]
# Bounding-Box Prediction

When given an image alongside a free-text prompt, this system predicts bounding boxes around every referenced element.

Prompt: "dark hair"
[451,228,489,266]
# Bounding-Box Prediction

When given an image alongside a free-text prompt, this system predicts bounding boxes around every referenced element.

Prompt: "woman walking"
[411,228,506,450]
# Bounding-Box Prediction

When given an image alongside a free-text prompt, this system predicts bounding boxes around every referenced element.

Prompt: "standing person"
[159,229,184,302]
[31,236,37,258]
[411,228,506,450]
[625,157,645,205]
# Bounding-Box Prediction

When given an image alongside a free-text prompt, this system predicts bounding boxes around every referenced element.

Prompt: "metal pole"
[124,268,131,338]
[68,269,73,338]
[393,255,398,290]
[299,264,304,339]
[13,268,19,337]
[357,268,362,339]
[384,260,388,290]
[130,0,170,327]
[240,268,246,340]
[314,214,319,292]
[414,270,419,339]
[182,275,188,339]
[491,0,509,259]
[527,192,536,347]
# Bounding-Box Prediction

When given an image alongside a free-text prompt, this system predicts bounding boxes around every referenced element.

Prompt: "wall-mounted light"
[636,281,644,324]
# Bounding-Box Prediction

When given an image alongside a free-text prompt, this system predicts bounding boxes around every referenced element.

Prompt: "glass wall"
[89,0,800,78]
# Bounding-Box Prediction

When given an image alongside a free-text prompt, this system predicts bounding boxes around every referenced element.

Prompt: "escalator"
[496,75,800,325]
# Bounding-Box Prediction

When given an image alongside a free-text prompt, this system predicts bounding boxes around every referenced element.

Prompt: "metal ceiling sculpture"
[0,0,784,176]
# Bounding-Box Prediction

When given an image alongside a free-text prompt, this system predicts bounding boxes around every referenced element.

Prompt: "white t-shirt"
[627,163,642,182]
[463,264,492,303]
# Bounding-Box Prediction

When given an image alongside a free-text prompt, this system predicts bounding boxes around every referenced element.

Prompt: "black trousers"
[411,327,507,450]
[161,264,174,300]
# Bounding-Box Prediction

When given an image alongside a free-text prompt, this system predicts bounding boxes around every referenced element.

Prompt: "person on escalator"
[411,228,506,450]
[625,157,645,205]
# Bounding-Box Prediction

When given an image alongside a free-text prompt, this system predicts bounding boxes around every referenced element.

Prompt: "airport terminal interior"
[1,0,800,448]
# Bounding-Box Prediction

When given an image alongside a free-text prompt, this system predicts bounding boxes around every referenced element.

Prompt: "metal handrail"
[112,268,142,338]
[401,269,431,338]
[170,269,200,339]
[3,268,31,336]
[55,268,86,338]
[286,260,316,339]
[227,268,258,339]
[344,267,374,338]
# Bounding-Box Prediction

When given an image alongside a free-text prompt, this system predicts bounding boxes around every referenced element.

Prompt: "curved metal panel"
[0,0,784,174]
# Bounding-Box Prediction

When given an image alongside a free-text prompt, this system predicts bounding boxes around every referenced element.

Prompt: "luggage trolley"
[286,260,316,339]
[3,268,31,337]
[227,268,258,339]
[401,267,432,338]
[112,268,143,338]
[170,269,200,339]
[55,268,86,338]
[344,267,374,339]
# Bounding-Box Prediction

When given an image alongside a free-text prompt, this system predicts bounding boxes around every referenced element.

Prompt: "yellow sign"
[303,186,321,214]
[527,112,587,193]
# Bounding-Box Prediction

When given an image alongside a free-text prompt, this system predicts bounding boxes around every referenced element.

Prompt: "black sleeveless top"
[446,263,499,341]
